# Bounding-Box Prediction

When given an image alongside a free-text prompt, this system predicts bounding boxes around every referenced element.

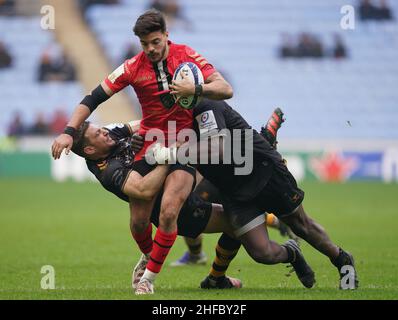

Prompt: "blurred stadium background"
[1,0,397,299]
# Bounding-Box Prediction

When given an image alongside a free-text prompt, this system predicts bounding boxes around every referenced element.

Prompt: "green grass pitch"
[1,179,397,300]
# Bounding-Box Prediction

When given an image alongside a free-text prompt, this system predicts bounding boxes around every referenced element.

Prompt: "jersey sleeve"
[184,46,216,81]
[104,61,131,94]
[101,159,131,198]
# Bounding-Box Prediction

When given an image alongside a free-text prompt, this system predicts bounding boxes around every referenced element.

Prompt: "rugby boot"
[135,278,154,295]
[260,107,285,149]
[132,253,149,289]
[200,275,242,289]
[283,239,315,288]
[331,248,359,289]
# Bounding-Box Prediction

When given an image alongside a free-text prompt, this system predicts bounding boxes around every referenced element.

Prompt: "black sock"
[283,245,296,263]
[331,248,352,269]
[188,243,202,255]
[209,233,241,279]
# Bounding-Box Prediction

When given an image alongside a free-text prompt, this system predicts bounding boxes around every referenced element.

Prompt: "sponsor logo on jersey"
[201,112,209,123]
[196,110,218,135]
[193,207,206,218]
[135,74,153,83]
[291,193,300,203]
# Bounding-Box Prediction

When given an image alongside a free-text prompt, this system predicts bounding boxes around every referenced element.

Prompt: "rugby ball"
[172,62,204,109]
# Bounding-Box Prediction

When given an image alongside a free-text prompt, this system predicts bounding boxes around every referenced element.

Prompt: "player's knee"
[159,206,179,227]
[163,191,187,208]
[131,219,150,234]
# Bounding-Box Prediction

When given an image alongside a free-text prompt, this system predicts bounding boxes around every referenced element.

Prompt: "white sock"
[141,269,157,283]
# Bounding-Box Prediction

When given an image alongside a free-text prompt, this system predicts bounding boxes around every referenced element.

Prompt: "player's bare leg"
[281,204,358,288]
[170,172,210,267]
[239,224,315,288]
[281,205,338,258]
[136,169,194,294]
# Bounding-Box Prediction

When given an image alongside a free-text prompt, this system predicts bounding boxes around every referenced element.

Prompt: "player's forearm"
[138,165,169,198]
[66,104,91,129]
[202,72,233,100]
[202,80,233,100]
[123,165,169,200]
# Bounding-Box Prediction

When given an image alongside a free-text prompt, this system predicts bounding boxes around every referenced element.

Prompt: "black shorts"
[221,161,304,237]
[193,178,222,204]
[221,194,265,237]
[150,192,212,238]
[254,161,304,218]
[132,160,197,190]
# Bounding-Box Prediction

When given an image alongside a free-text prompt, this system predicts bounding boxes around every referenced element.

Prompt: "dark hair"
[133,9,166,37]
[71,121,90,158]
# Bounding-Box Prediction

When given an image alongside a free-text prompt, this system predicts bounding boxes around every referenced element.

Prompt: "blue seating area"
[87,0,398,139]
[0,16,83,137]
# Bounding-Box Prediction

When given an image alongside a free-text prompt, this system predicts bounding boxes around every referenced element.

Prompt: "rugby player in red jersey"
[51,9,233,294]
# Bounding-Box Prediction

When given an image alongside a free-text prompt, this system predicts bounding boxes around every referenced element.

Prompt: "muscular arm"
[202,71,233,100]
[122,165,169,201]
[51,81,114,159]
[170,71,233,101]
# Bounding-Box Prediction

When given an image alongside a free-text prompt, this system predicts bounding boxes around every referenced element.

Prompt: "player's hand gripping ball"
[172,62,204,109]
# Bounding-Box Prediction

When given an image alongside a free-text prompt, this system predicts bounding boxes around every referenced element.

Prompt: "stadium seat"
[0,16,84,137]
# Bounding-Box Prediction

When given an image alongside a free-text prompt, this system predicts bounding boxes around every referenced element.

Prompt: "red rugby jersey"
[104,41,216,159]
